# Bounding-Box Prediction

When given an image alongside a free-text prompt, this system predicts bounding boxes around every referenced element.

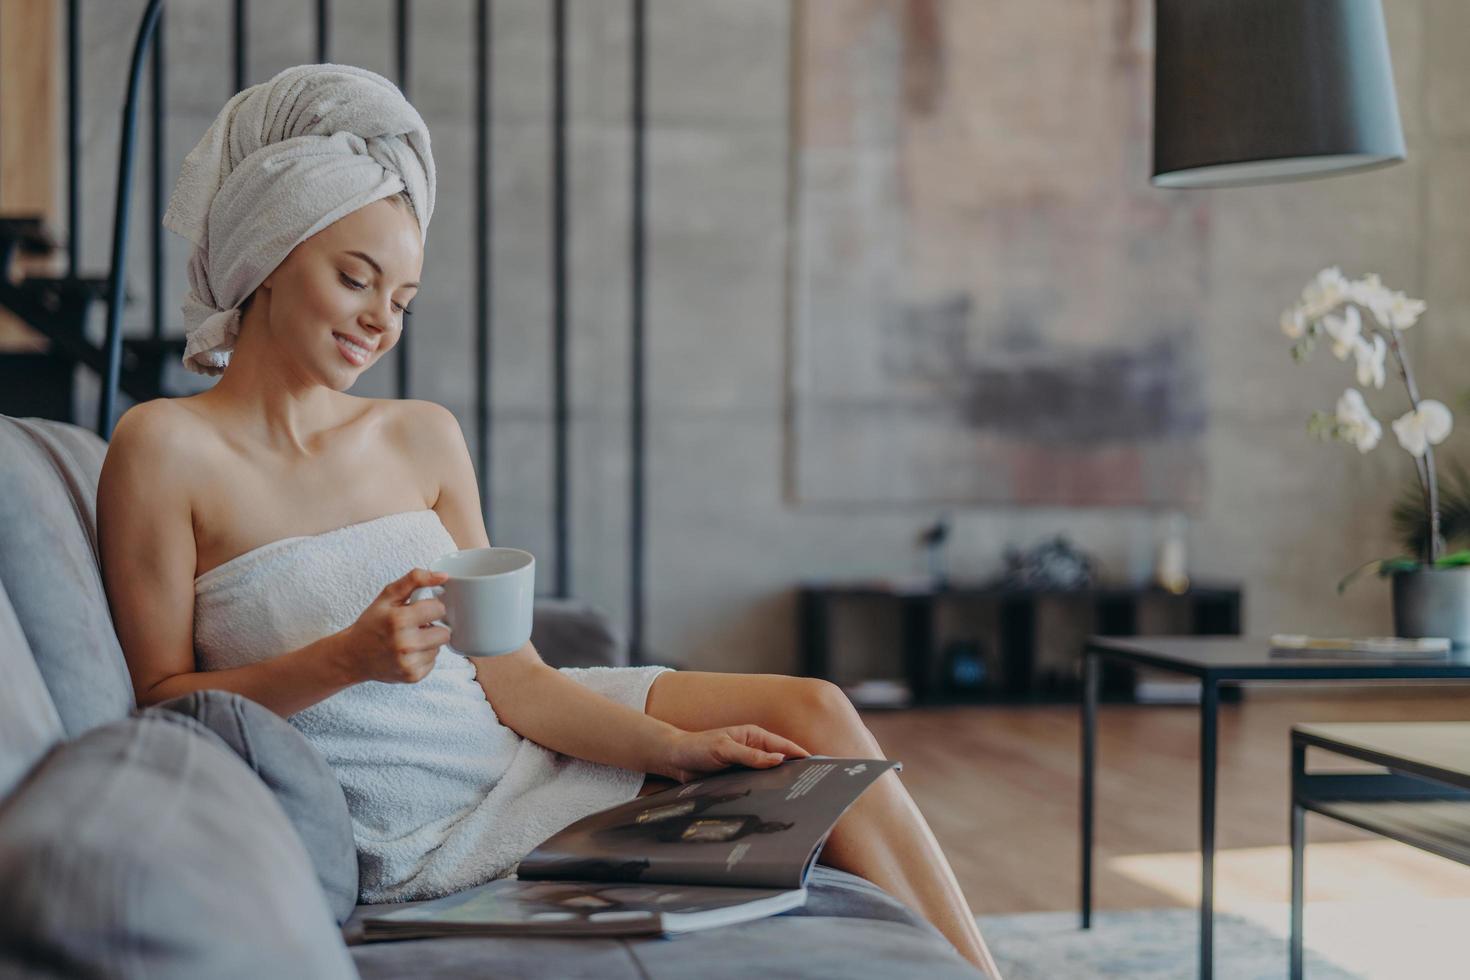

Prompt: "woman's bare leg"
[642,671,1003,978]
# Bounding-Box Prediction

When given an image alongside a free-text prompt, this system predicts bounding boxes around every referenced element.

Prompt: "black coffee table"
[1290,722,1470,980]
[1079,635,1470,980]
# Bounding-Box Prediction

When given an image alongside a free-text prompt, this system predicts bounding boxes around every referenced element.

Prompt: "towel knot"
[179,307,243,378]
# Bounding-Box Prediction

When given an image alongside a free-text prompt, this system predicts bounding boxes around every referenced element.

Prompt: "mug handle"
[407,584,448,628]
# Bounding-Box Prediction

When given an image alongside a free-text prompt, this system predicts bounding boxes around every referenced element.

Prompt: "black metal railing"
[29,0,652,660]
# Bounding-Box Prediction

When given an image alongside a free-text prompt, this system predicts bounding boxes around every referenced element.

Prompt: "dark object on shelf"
[941,640,987,696]
[797,579,1242,706]
[994,535,1097,591]
[917,516,950,587]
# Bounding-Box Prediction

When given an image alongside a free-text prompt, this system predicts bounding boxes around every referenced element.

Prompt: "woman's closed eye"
[340,272,413,316]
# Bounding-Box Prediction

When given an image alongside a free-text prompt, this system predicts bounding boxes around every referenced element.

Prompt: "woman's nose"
[361,301,393,334]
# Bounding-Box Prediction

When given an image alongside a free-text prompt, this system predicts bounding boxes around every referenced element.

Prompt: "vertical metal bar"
[475,0,493,539]
[150,7,165,340]
[99,0,165,438]
[67,0,81,279]
[233,0,246,93]
[798,589,828,680]
[395,0,411,400]
[1199,678,1219,980]
[1290,740,1306,980]
[628,0,646,660]
[316,0,329,64]
[551,0,569,597]
[1080,648,1098,929]
[900,594,935,705]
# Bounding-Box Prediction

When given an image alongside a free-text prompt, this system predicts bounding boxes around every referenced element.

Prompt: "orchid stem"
[1386,324,1443,563]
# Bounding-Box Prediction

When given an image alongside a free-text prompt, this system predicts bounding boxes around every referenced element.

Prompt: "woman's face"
[254,196,423,389]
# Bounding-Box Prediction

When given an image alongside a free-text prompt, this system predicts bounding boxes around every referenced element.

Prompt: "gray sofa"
[0,413,984,979]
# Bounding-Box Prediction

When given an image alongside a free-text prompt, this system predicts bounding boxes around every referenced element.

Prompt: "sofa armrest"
[529,598,627,669]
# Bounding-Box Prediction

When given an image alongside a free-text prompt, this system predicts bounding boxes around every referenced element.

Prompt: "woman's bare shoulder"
[109,397,203,457]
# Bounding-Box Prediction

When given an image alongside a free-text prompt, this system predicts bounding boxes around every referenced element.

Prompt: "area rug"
[975,908,1362,980]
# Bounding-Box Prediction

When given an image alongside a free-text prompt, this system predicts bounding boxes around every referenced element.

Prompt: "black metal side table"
[1290,722,1470,980]
[1080,636,1470,980]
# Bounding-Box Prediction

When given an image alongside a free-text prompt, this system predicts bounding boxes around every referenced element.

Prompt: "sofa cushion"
[144,689,359,923]
[0,580,64,798]
[0,711,357,980]
[346,866,982,979]
[531,597,629,668]
[0,415,135,736]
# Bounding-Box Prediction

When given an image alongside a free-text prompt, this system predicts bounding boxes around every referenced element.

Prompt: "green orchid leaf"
[1433,550,1470,568]
[1377,556,1421,576]
[1338,556,1427,594]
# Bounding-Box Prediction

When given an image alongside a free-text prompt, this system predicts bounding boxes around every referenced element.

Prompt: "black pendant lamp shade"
[1152,0,1407,189]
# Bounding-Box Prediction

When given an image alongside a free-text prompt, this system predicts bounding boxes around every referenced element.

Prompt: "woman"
[95,64,999,977]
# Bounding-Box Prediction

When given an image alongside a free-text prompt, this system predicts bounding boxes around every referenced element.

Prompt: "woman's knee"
[780,677,881,755]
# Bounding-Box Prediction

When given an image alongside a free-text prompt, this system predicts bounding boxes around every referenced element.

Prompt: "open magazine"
[360,756,899,939]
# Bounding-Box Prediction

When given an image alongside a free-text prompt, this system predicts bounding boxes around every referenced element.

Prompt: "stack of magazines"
[360,756,899,939]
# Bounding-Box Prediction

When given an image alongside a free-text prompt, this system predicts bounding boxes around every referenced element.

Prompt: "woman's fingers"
[722,737,784,768]
[382,567,449,603]
[736,725,811,759]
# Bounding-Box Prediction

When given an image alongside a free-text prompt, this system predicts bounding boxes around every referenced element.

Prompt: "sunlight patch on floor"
[1109,841,1470,979]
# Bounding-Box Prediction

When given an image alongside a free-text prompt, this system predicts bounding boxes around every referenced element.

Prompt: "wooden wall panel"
[0,0,57,350]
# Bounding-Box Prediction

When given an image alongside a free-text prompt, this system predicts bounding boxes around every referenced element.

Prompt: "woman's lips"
[334,332,372,366]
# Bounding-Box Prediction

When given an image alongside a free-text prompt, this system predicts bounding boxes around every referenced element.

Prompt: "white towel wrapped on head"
[163,63,436,376]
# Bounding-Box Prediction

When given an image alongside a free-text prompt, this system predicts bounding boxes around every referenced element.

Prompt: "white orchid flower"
[1335,387,1382,453]
[1352,333,1387,389]
[1347,273,1388,314]
[1301,266,1349,318]
[1392,399,1453,458]
[1382,290,1427,329]
[1280,304,1308,340]
[1350,273,1426,330]
[1320,303,1361,360]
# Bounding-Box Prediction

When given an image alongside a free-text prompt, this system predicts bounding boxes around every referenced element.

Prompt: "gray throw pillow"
[0,712,356,980]
[143,690,359,923]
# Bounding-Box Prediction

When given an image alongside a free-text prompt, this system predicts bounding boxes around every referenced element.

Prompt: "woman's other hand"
[343,568,452,684]
[658,725,811,783]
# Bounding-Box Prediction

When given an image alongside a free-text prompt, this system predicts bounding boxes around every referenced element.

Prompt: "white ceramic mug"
[408,546,535,656]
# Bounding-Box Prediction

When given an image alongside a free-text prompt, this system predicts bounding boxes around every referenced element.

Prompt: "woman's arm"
[135,633,363,715]
[471,648,684,775]
[471,650,808,781]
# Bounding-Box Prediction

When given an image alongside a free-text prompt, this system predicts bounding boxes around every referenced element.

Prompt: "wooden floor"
[860,688,1470,916]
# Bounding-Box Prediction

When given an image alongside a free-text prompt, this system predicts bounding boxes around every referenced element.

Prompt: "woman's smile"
[334,331,375,366]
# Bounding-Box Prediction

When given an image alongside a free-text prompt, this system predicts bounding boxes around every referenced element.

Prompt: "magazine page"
[516,756,900,890]
[361,879,807,939]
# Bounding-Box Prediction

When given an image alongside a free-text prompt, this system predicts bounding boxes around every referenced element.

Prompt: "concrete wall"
[69,0,1469,678]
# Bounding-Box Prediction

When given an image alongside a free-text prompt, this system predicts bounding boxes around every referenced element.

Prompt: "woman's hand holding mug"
[344,567,452,684]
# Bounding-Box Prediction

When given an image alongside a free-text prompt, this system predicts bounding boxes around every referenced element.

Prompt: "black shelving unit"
[798,580,1243,706]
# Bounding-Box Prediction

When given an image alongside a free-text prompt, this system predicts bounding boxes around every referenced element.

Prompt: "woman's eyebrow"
[341,249,419,289]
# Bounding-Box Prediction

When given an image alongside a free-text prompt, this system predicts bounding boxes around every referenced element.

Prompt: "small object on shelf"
[841,678,913,709]
[1153,512,1190,595]
[941,640,988,696]
[993,535,1097,590]
[1269,633,1452,659]
[1133,676,1203,704]
[918,515,951,587]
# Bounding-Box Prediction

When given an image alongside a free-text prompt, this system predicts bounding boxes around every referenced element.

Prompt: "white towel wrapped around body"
[193,508,673,904]
[163,63,436,376]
